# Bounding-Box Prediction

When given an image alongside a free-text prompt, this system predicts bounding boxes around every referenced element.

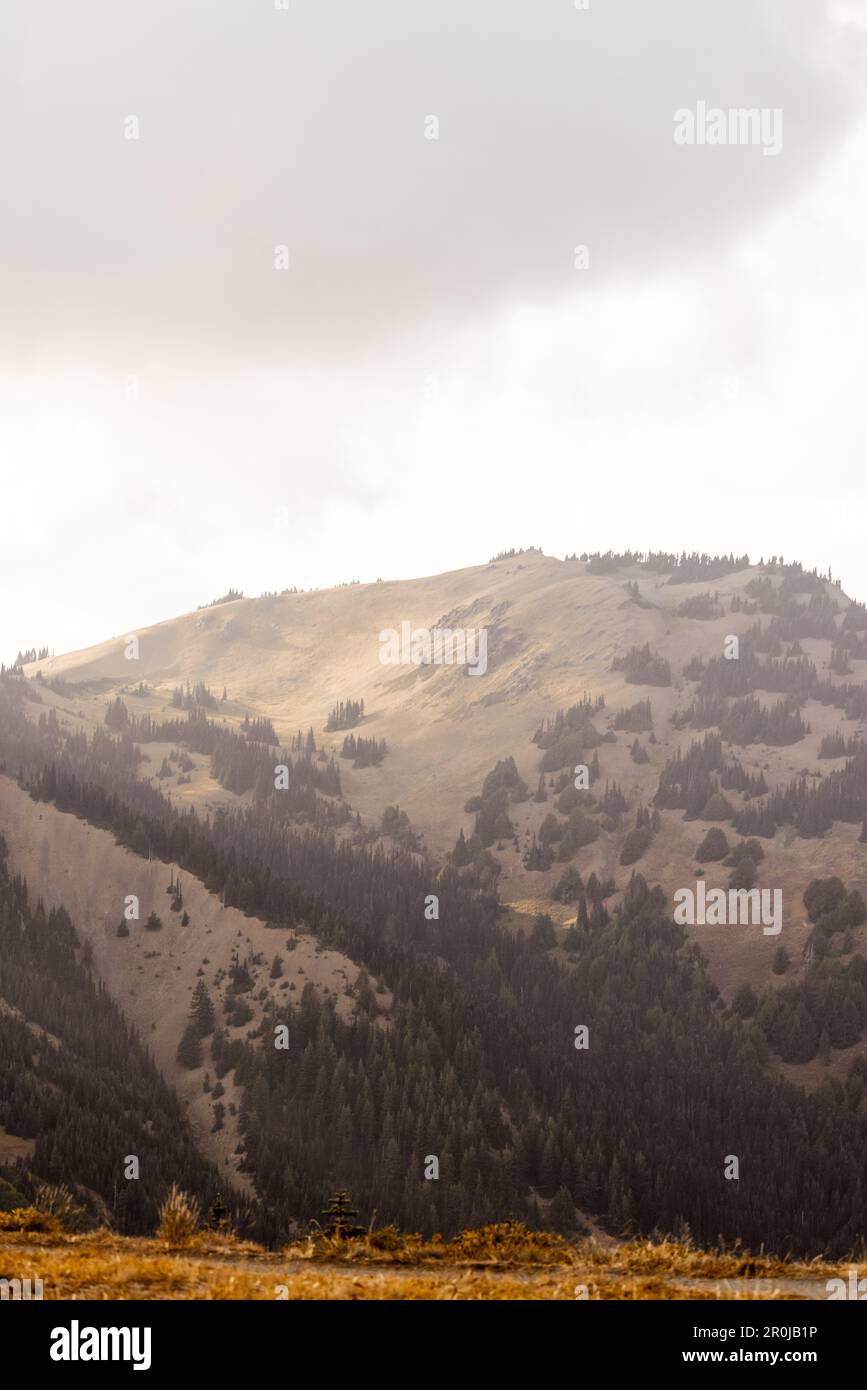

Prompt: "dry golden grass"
[579,1235,843,1281]
[282,1220,577,1266]
[156,1185,201,1247]
[0,1220,859,1299]
[0,1206,60,1234]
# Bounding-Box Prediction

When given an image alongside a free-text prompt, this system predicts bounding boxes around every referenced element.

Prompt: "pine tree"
[191,980,215,1037]
[176,1023,203,1069]
[321,1189,363,1238]
[206,1192,229,1231]
[772,945,790,975]
[548,1185,577,1233]
[732,983,758,1019]
[452,828,471,867]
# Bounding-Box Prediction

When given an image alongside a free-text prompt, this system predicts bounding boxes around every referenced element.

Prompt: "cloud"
[0,0,862,363]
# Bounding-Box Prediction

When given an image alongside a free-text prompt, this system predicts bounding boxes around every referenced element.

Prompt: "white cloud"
[1,5,866,660]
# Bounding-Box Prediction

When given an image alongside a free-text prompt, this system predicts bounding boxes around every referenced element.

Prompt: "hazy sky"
[2,1,866,661]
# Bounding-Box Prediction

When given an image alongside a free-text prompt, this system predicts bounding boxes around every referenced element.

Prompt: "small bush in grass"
[696,827,729,862]
[157,1184,200,1246]
[367,1224,404,1252]
[35,1182,88,1232]
[620,826,651,866]
[0,1206,59,1233]
[450,1221,573,1265]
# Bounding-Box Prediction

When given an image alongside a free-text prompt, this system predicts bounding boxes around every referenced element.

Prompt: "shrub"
[449,1221,572,1265]
[555,786,580,815]
[568,808,600,848]
[157,1185,200,1246]
[228,999,253,1027]
[620,826,651,866]
[0,1206,59,1233]
[553,867,584,902]
[367,1224,403,1251]
[538,813,564,845]
[34,1182,88,1232]
[724,839,765,867]
[804,877,847,923]
[696,828,729,862]
[732,983,758,1018]
[729,858,758,891]
[772,945,790,975]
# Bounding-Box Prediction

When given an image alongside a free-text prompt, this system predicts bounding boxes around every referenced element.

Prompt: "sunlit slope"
[26,552,786,852]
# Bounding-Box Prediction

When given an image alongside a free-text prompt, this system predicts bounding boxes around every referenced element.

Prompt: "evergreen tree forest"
[612,644,672,687]
[340,734,387,768]
[1,670,867,1252]
[0,835,220,1233]
[325,698,364,731]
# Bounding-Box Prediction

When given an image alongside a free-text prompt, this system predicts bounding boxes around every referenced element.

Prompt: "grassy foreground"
[0,1211,858,1299]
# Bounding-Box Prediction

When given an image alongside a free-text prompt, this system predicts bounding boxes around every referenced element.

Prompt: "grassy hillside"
[4,548,867,1262]
[18,550,867,1014]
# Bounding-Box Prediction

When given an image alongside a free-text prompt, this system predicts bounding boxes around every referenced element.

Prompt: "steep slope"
[6,548,867,1249]
[0,777,377,1196]
[0,838,218,1232]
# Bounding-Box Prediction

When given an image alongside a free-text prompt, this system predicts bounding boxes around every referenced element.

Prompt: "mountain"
[3,547,867,1252]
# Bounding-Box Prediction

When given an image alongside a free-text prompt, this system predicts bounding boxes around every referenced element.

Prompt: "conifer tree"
[191,980,215,1037]
[176,1023,203,1069]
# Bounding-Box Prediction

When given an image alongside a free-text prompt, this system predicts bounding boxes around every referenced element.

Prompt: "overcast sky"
[1,1,866,661]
